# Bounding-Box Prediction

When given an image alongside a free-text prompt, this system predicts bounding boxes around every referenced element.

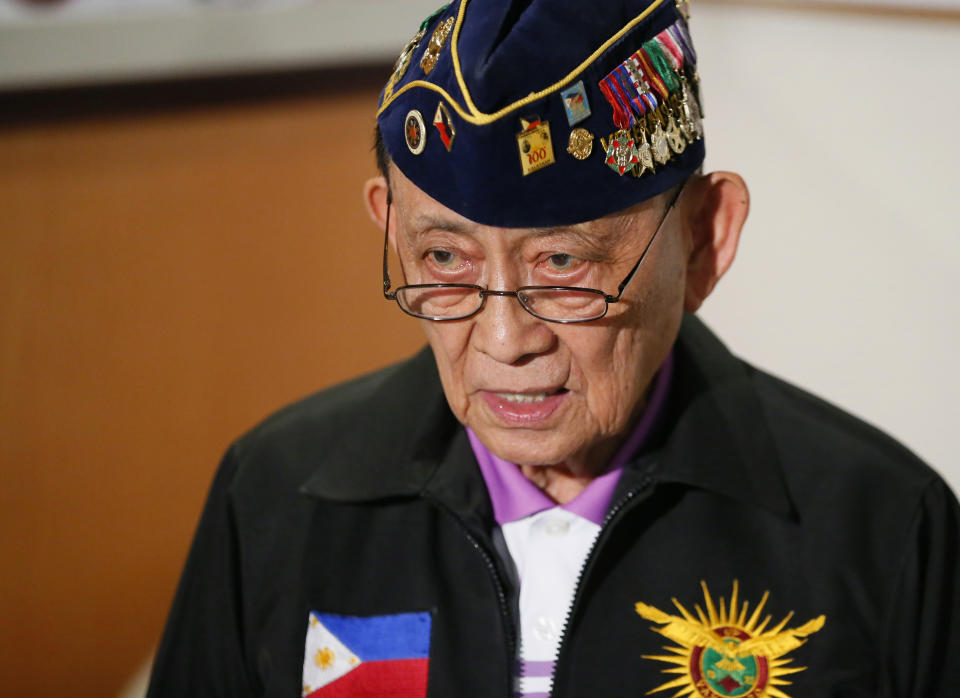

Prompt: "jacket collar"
[300,315,795,520]
[638,315,795,519]
[299,347,459,501]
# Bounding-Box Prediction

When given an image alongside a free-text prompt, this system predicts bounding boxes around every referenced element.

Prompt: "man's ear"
[682,171,749,312]
[363,176,390,230]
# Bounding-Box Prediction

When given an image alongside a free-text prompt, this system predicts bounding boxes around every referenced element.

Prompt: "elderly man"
[148,1,960,696]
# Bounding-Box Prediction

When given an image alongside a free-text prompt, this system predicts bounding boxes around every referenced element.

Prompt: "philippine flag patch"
[301,610,431,697]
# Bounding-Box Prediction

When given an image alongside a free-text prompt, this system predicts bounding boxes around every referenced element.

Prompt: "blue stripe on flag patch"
[313,611,431,661]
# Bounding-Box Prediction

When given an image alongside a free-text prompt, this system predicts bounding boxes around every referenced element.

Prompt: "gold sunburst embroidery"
[636,580,825,698]
[314,647,335,670]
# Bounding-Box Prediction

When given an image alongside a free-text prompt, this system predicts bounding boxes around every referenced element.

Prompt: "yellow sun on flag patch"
[635,580,825,698]
[315,647,335,670]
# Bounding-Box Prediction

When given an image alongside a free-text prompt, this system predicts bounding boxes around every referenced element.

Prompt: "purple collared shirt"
[468,351,674,526]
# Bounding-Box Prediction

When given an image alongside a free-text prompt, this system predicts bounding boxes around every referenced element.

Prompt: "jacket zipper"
[423,493,517,696]
[548,474,655,697]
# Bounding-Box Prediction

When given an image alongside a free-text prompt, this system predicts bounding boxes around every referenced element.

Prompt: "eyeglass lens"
[396,286,608,322]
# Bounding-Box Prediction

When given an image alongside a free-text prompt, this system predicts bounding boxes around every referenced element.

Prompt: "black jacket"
[148,315,960,697]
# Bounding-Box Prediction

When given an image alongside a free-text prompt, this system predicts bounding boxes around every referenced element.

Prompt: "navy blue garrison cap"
[377,0,705,228]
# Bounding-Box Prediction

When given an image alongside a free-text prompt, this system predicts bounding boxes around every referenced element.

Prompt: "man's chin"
[471,426,576,468]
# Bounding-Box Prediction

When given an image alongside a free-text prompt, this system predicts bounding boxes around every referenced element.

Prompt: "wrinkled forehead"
[390,163,665,250]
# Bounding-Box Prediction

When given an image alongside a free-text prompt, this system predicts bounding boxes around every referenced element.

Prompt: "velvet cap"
[376,0,706,228]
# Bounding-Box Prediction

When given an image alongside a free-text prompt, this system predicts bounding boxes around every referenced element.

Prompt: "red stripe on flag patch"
[308,658,429,697]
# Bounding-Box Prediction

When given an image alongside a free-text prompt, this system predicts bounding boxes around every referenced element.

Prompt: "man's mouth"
[481,388,569,425]
[494,389,567,404]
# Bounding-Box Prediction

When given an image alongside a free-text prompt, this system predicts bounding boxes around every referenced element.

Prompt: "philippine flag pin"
[301,611,431,697]
[433,101,456,151]
[560,80,591,127]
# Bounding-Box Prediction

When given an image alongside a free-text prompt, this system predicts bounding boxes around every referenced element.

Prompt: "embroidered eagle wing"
[734,615,826,658]
[635,602,725,651]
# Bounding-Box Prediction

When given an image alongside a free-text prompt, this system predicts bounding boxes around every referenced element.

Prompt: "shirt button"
[533,615,559,642]
[544,518,570,536]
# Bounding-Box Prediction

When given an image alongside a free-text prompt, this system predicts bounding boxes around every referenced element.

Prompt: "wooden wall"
[0,70,425,698]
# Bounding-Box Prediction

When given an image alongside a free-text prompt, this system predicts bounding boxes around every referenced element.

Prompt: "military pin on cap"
[516,116,556,176]
[603,129,640,175]
[433,101,456,151]
[560,80,592,127]
[384,27,425,101]
[679,75,703,141]
[420,17,454,75]
[631,124,655,178]
[650,114,671,165]
[405,110,427,155]
[665,111,687,155]
[567,128,594,160]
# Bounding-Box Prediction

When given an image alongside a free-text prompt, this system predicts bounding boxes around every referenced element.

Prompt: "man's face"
[388,168,689,474]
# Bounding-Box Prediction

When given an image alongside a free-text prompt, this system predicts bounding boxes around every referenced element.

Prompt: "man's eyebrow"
[404,214,619,252]
[527,225,618,254]
[406,213,472,237]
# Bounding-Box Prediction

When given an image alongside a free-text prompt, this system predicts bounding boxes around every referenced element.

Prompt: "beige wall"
[0,76,424,697]
[693,3,960,482]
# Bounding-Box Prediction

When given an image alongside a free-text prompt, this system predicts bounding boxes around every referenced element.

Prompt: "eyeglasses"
[382,181,686,324]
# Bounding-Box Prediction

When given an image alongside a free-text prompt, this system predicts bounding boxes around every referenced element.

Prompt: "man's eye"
[428,250,457,267]
[547,253,579,270]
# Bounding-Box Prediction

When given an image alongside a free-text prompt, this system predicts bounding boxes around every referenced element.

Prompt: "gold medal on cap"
[631,124,655,178]
[679,76,703,141]
[665,113,687,154]
[566,128,594,160]
[651,119,671,165]
[517,117,556,176]
[420,17,455,75]
[384,28,425,101]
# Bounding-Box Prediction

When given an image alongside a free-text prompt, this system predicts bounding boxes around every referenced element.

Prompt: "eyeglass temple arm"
[382,194,397,299]
[606,181,685,303]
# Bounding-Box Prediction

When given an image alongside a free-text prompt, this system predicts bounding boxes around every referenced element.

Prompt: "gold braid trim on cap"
[377,0,667,126]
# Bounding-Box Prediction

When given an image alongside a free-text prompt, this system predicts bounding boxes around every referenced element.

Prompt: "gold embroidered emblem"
[420,17,455,75]
[314,647,335,670]
[636,580,825,698]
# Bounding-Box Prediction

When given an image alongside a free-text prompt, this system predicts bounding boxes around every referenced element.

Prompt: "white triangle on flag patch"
[301,612,362,696]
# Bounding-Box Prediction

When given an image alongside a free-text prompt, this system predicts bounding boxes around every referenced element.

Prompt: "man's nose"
[471,289,556,365]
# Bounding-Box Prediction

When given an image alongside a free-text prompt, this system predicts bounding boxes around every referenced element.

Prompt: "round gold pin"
[566,128,594,160]
[404,110,427,155]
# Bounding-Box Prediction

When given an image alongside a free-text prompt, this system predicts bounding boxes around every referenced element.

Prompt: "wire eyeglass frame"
[382,180,686,324]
